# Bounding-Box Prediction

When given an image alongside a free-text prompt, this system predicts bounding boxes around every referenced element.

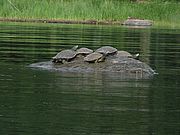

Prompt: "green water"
[0,22,180,135]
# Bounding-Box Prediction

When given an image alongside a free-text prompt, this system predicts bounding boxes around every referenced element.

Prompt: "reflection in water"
[0,22,180,135]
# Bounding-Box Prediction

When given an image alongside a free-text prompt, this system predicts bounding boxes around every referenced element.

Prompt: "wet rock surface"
[29,54,156,79]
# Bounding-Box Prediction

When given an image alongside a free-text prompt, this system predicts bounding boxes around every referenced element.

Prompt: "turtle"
[96,46,117,55]
[116,51,139,59]
[116,51,133,58]
[76,47,93,56]
[84,52,105,63]
[52,45,78,63]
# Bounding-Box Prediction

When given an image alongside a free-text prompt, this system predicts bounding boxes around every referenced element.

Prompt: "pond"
[0,22,180,135]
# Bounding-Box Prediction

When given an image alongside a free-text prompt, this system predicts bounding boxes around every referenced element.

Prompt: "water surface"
[0,22,180,135]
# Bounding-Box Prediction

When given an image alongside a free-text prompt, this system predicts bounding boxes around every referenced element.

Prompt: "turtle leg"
[55,59,63,64]
[95,59,98,63]
[62,59,68,64]
[98,56,105,63]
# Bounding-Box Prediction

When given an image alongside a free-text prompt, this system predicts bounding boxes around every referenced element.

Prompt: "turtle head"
[99,51,109,62]
[72,45,78,51]
[133,53,140,59]
[104,51,110,57]
[52,57,57,62]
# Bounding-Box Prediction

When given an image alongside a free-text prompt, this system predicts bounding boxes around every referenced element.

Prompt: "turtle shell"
[116,51,132,58]
[52,49,77,61]
[84,52,103,62]
[76,47,93,55]
[96,46,117,55]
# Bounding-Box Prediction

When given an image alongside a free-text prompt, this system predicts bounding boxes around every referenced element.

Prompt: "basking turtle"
[116,51,139,59]
[96,46,117,55]
[84,52,105,63]
[76,47,93,56]
[116,51,133,58]
[52,45,78,63]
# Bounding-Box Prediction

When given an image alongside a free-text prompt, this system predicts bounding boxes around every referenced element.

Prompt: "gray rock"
[30,53,156,79]
[122,18,153,26]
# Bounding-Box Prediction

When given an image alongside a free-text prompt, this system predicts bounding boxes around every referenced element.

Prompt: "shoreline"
[0,17,180,28]
[0,18,123,25]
